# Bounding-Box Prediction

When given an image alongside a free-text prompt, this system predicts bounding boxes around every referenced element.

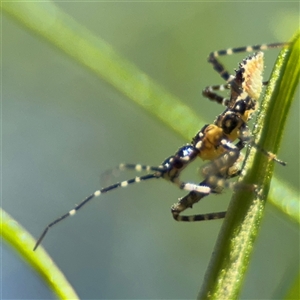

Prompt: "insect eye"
[233,100,247,114]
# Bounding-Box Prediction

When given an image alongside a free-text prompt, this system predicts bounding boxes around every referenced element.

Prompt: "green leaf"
[1,208,79,299]
[284,272,300,300]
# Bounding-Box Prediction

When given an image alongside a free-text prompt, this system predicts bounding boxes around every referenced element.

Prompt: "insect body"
[33,42,288,250]
[172,43,288,221]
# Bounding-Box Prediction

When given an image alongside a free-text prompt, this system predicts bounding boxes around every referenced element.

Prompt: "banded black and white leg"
[202,43,289,107]
[171,166,243,223]
[237,122,287,166]
[202,84,231,107]
[171,153,246,223]
[33,172,162,250]
[171,138,243,222]
[171,181,227,222]
[207,42,289,82]
[100,163,165,185]
[33,144,209,250]
[171,156,247,223]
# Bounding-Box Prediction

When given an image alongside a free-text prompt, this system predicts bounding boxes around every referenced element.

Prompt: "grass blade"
[1,208,79,299]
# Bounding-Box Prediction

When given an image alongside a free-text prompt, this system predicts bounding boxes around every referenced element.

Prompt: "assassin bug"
[171,43,289,221]
[33,42,288,251]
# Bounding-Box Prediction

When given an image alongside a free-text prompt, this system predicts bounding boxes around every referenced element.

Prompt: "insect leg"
[202,84,231,106]
[33,173,160,250]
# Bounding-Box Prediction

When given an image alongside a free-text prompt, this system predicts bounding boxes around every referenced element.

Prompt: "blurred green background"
[2,2,299,299]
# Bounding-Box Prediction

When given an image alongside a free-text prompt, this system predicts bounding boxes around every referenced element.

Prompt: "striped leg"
[171,183,226,222]
[202,43,288,109]
[101,163,164,185]
[201,80,268,108]
[202,84,230,106]
[171,141,245,222]
[33,173,160,250]
[248,141,287,166]
[171,139,240,223]
[208,43,289,82]
[34,145,201,250]
[237,123,287,166]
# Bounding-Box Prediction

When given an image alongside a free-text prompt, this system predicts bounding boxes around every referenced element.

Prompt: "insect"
[33,42,288,251]
[172,42,288,221]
